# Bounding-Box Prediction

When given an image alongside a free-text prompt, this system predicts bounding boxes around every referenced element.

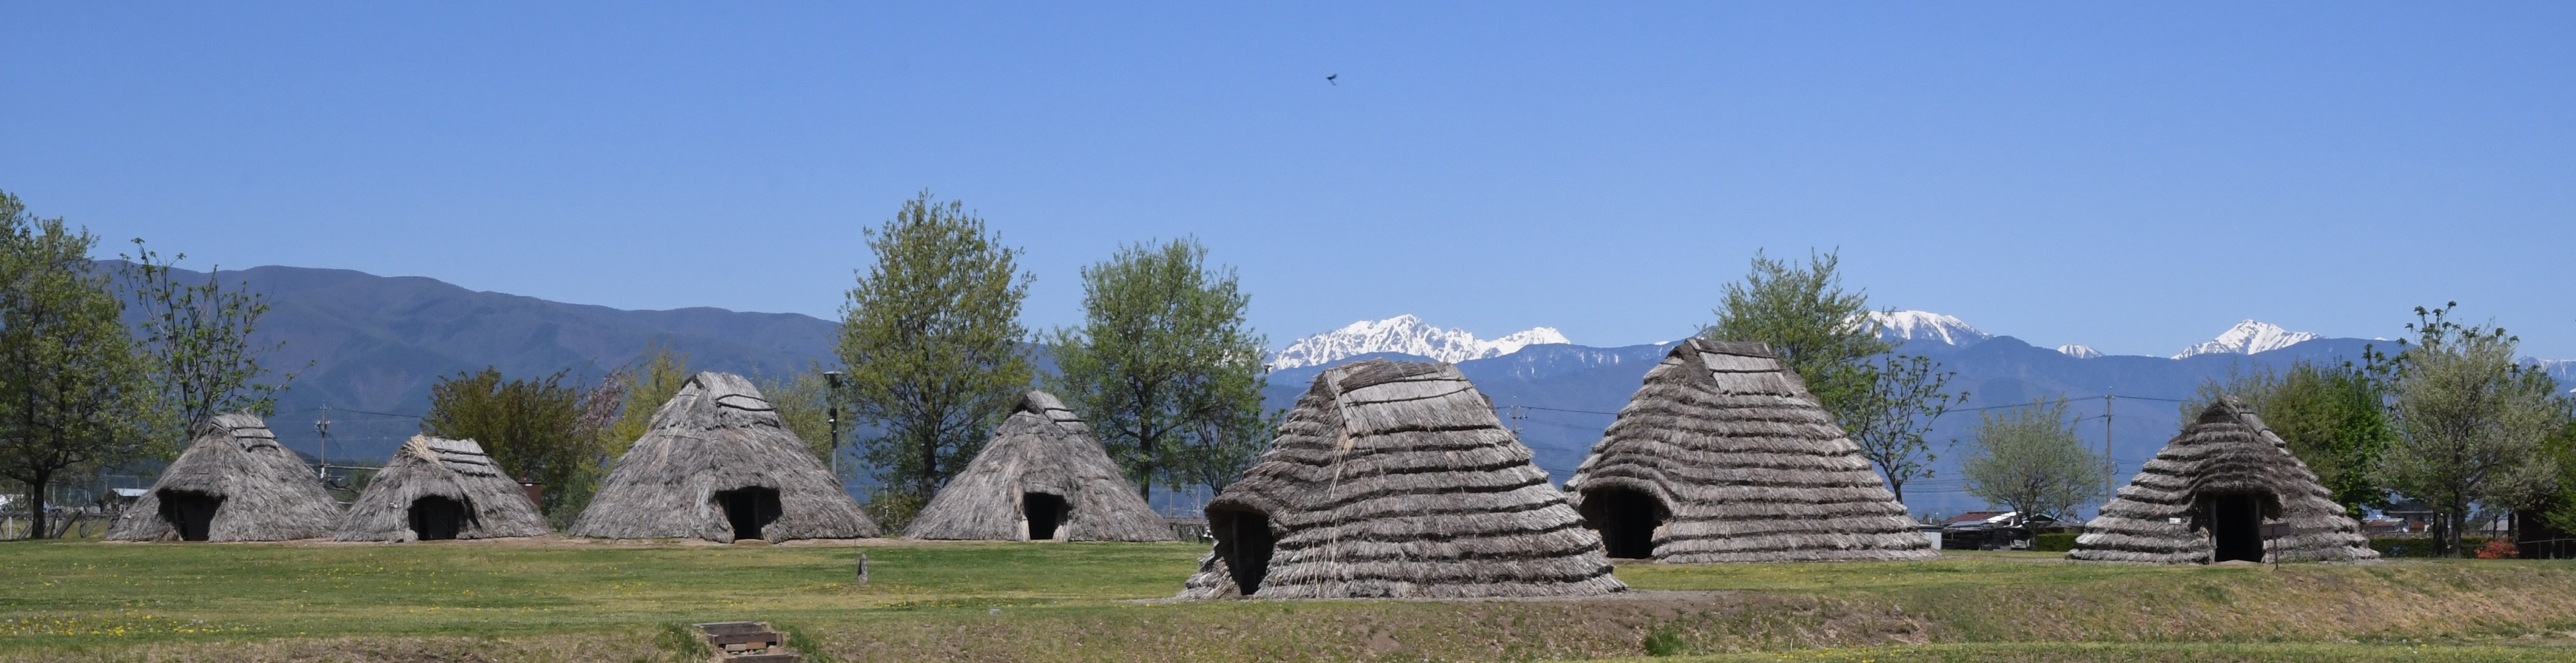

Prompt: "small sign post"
[2258,523,2292,569]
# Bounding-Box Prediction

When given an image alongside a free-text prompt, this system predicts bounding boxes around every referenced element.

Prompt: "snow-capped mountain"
[1866,310,1993,346]
[2173,321,2322,359]
[1270,315,1571,369]
[2530,359,2575,393]
[2056,344,2103,359]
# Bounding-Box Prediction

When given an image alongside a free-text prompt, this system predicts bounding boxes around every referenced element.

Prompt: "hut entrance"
[407,495,470,540]
[715,487,782,540]
[2209,493,2265,562]
[1579,487,1666,559]
[1023,492,1069,540]
[157,490,223,541]
[1211,508,1277,595]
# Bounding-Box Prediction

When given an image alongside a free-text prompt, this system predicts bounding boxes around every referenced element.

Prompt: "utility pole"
[315,406,332,480]
[1507,399,1527,436]
[824,371,847,482]
[2103,390,2115,502]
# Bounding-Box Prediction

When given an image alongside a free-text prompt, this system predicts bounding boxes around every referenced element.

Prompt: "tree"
[1840,354,1964,505]
[836,192,1034,507]
[2378,303,2564,556]
[2185,358,2395,516]
[599,343,690,459]
[1705,249,1893,416]
[0,192,154,538]
[1961,398,2110,525]
[1707,249,1967,504]
[117,238,298,452]
[2536,413,2576,538]
[1044,238,1276,502]
[757,370,842,468]
[419,368,601,516]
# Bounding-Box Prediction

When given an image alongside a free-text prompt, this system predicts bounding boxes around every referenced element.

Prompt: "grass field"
[5,538,2576,662]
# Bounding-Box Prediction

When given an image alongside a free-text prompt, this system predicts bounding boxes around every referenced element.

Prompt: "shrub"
[2371,536,2495,558]
[2475,538,2520,559]
[1641,625,1685,656]
[2030,533,2079,552]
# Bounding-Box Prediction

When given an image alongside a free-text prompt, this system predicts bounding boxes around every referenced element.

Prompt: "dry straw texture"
[568,372,878,542]
[1564,339,1936,563]
[105,413,344,542]
[2071,395,2378,564]
[1179,359,1626,599]
[334,436,550,541]
[905,391,1173,541]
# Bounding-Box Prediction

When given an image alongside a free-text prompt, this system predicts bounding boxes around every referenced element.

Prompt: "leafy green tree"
[2538,414,2576,537]
[1707,249,1966,503]
[420,368,601,517]
[1044,238,1276,501]
[757,370,842,468]
[1706,250,1893,412]
[2185,358,2395,516]
[836,192,1034,504]
[0,193,155,538]
[1961,398,2110,525]
[599,343,690,459]
[2378,303,2565,556]
[116,239,298,452]
[1842,354,1964,505]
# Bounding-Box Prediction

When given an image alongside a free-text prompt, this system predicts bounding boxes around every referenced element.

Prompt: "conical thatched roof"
[568,372,878,542]
[334,436,550,542]
[1178,359,1626,599]
[905,391,1173,542]
[105,414,343,542]
[2071,396,2378,564]
[1562,339,1936,563]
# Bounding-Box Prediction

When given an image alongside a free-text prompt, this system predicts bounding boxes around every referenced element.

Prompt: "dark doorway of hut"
[1581,487,1665,559]
[157,490,223,541]
[1211,508,1277,595]
[407,495,470,540]
[2209,493,2265,563]
[1023,492,1069,541]
[716,487,782,541]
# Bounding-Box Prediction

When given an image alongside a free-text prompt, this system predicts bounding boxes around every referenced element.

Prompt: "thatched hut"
[906,391,1172,542]
[334,436,549,542]
[1563,339,1936,563]
[105,414,343,542]
[2070,396,2378,564]
[569,372,879,542]
[1177,359,1626,599]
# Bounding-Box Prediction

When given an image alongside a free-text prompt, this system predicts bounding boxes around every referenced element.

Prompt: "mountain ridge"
[1269,315,1569,369]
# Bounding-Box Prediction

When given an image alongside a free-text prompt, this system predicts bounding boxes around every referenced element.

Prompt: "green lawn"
[5,540,2575,662]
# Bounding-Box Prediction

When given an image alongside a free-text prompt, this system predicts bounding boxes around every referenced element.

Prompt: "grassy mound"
[5,540,2574,662]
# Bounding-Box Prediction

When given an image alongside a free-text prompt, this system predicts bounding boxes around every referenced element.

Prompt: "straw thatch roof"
[334,436,549,542]
[1563,339,1936,563]
[568,372,879,541]
[2070,396,2379,564]
[105,413,343,542]
[905,391,1173,542]
[1177,359,1626,599]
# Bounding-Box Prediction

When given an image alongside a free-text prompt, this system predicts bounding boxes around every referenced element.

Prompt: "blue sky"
[5,3,2570,358]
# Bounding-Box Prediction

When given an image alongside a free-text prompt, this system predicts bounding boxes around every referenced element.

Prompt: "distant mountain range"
[134,265,2575,518]
[1270,315,1568,368]
[132,264,838,465]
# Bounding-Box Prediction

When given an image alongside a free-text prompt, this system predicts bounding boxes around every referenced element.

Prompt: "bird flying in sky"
[1326,74,1338,85]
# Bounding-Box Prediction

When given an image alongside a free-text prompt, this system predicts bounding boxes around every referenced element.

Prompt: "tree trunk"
[24,472,49,540]
[1138,434,1155,503]
[917,433,938,500]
